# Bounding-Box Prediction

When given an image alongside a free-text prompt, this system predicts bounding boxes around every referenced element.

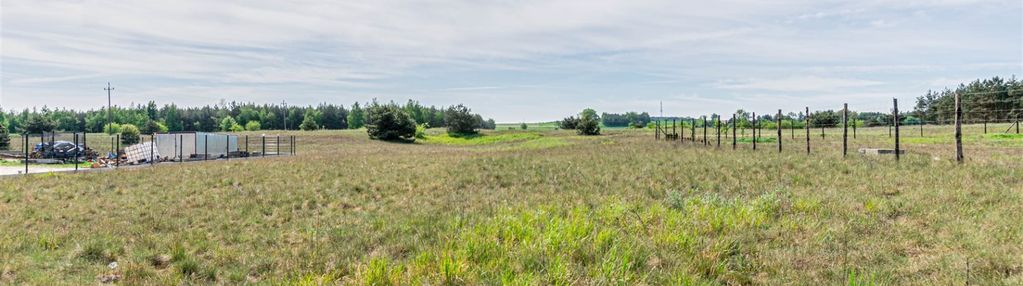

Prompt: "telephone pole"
[282,100,288,130]
[105,83,114,134]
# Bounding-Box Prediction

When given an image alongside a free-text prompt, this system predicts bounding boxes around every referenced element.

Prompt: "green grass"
[1,125,1021,284]
[420,131,543,145]
[0,159,93,169]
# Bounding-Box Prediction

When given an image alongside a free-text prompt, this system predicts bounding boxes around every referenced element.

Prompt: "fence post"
[752,112,757,150]
[843,103,848,158]
[888,120,892,137]
[262,136,266,157]
[716,115,721,148]
[920,121,923,137]
[276,135,280,156]
[655,120,660,140]
[853,117,857,139]
[805,107,810,154]
[894,98,900,161]
[150,134,155,165]
[225,135,230,161]
[24,134,29,175]
[245,135,249,155]
[74,133,79,172]
[732,114,737,150]
[690,118,695,142]
[955,92,963,163]
[179,134,183,163]
[83,132,88,154]
[672,119,676,141]
[116,134,120,168]
[777,109,782,153]
[204,134,208,161]
[292,136,296,155]
[983,120,987,134]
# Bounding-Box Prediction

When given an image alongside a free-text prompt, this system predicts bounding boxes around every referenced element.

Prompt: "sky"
[1,0,1021,122]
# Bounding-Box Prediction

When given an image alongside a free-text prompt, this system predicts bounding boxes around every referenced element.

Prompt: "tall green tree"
[348,102,365,129]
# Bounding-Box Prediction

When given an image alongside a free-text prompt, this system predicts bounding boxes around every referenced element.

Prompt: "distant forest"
[0,100,496,134]
[913,76,1022,124]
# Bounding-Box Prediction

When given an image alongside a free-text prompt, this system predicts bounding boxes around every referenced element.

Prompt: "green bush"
[444,104,478,135]
[140,120,168,134]
[0,121,9,150]
[103,123,122,135]
[300,114,319,131]
[415,123,428,139]
[220,116,241,132]
[245,121,261,131]
[120,124,141,145]
[559,116,578,130]
[520,123,528,130]
[366,103,417,142]
[576,108,600,135]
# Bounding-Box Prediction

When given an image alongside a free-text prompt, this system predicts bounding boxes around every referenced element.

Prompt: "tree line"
[913,76,1022,123]
[0,100,496,134]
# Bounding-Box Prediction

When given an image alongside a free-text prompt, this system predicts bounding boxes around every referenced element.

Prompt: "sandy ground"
[0,166,78,176]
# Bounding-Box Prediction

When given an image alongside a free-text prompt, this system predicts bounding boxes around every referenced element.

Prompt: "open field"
[1,124,1021,284]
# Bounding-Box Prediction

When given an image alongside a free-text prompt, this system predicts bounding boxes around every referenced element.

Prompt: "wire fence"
[0,132,297,176]
[653,102,1022,162]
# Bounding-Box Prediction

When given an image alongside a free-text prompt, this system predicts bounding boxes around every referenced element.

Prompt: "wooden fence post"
[691,118,696,142]
[655,120,660,140]
[843,103,848,158]
[955,92,963,163]
[703,116,708,146]
[805,107,810,154]
[732,114,737,150]
[777,109,782,153]
[894,98,900,161]
[752,112,757,151]
[716,115,721,148]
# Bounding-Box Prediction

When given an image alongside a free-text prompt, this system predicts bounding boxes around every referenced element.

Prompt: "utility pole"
[282,101,288,131]
[105,83,114,134]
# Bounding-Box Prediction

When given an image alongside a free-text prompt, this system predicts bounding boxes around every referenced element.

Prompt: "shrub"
[0,121,9,150]
[366,103,417,142]
[444,104,477,135]
[245,121,261,131]
[120,124,141,145]
[576,108,600,135]
[103,123,122,135]
[520,123,528,130]
[559,116,578,130]
[220,116,242,132]
[300,113,319,131]
[415,123,428,139]
[481,119,497,130]
[140,120,168,134]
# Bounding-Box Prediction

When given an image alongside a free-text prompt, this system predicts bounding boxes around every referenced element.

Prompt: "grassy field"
[1,124,1021,284]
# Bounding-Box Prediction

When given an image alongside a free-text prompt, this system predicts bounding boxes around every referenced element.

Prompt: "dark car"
[34,141,85,159]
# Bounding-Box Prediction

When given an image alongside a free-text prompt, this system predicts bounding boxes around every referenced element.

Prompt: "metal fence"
[0,132,296,176]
